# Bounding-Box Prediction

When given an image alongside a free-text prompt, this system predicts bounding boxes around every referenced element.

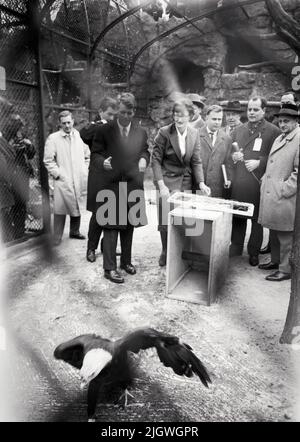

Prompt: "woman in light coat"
[258,104,300,281]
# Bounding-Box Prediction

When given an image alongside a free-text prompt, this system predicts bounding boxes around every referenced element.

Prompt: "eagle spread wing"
[54,334,102,369]
[117,328,211,387]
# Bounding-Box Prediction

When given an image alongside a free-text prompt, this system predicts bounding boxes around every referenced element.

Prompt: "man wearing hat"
[258,103,300,281]
[187,93,206,130]
[223,100,244,135]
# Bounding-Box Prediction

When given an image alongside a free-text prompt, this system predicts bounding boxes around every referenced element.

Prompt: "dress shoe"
[104,270,124,284]
[70,233,86,240]
[266,271,291,282]
[260,243,271,254]
[86,249,96,263]
[159,251,166,267]
[258,261,279,270]
[249,255,259,266]
[120,264,136,275]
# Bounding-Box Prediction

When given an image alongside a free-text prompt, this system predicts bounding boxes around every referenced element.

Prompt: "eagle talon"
[119,388,135,407]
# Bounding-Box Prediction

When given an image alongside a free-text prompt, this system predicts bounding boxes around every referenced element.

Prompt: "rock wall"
[128,0,298,128]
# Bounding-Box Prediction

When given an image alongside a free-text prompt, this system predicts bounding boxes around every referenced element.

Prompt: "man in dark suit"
[81,97,118,262]
[230,96,281,266]
[88,93,150,283]
[199,104,233,198]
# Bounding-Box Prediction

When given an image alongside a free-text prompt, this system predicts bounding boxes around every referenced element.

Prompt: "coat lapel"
[212,130,224,152]
[242,120,266,150]
[200,127,212,151]
[270,128,298,156]
[184,126,195,163]
[169,124,184,164]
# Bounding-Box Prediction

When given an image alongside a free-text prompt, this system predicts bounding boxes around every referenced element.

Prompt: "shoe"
[120,264,136,275]
[258,261,279,270]
[249,255,259,266]
[86,249,96,263]
[104,270,124,284]
[159,251,166,267]
[266,271,291,281]
[260,244,271,254]
[70,233,86,240]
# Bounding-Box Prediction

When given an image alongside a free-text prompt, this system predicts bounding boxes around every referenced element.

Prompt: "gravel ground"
[1,183,300,422]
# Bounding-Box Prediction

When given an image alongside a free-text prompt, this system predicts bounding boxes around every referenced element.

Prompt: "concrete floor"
[1,187,299,422]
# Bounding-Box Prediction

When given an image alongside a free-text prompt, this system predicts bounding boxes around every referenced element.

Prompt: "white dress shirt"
[117,120,131,137]
[176,127,187,157]
[207,128,217,146]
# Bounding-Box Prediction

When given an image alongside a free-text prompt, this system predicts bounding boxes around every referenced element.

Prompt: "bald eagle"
[54,327,211,421]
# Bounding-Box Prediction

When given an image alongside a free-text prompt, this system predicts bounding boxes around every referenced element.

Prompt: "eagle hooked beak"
[80,349,112,388]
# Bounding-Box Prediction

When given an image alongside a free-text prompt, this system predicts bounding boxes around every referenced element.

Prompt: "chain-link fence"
[0,2,44,244]
[0,0,152,244]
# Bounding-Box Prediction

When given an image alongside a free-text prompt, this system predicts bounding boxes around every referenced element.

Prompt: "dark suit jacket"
[199,126,233,198]
[80,119,104,150]
[87,120,150,229]
[230,119,281,211]
[151,123,204,192]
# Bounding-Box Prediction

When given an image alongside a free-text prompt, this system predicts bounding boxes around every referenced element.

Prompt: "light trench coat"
[258,126,300,231]
[44,128,89,216]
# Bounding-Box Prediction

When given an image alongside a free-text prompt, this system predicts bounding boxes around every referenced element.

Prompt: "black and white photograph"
[1,0,300,425]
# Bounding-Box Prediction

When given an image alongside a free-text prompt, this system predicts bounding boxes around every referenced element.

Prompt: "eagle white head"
[80,349,112,389]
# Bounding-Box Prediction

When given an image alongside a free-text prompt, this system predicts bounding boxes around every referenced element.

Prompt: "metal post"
[29,0,51,235]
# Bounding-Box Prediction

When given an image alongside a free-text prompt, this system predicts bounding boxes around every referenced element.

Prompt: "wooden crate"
[166,207,232,306]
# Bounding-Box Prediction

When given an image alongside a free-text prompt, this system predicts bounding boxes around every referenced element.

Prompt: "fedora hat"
[275,103,299,118]
[223,100,243,113]
[186,93,206,108]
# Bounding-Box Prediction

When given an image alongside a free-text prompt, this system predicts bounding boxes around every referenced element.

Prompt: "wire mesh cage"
[0,1,43,244]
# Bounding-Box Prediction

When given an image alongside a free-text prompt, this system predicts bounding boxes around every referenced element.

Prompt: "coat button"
[267,175,270,178]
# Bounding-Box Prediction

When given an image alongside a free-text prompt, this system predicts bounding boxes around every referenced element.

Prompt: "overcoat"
[258,127,300,231]
[87,120,150,229]
[230,119,281,213]
[151,123,204,192]
[199,126,233,197]
[44,129,89,216]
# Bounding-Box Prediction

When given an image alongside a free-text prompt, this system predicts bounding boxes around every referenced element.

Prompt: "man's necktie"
[122,127,127,138]
[209,132,214,145]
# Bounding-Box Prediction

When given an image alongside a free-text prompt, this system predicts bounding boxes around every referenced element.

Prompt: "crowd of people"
[41,89,299,285]
[1,89,298,286]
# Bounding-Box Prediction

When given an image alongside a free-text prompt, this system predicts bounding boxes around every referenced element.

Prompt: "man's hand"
[245,159,260,172]
[103,156,112,170]
[158,182,170,198]
[232,151,244,163]
[138,158,147,172]
[199,182,211,196]
[224,180,231,189]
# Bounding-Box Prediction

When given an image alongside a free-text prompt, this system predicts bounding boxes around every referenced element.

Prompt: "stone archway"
[167,57,205,93]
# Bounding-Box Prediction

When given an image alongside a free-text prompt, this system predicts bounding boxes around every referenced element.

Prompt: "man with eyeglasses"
[229,96,281,266]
